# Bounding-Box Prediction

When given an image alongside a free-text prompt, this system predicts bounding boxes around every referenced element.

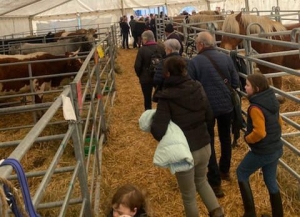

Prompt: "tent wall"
[166,1,209,16]
[0,18,31,37]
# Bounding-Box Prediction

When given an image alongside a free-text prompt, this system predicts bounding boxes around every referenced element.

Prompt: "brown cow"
[0,52,82,104]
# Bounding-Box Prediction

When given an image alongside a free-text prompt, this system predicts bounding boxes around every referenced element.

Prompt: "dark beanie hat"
[165,24,174,33]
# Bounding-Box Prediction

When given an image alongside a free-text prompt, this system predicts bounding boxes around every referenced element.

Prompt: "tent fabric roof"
[1,0,299,19]
[0,0,97,18]
[0,0,299,37]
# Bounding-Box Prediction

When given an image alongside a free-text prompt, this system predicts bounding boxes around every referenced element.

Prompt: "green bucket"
[84,137,96,156]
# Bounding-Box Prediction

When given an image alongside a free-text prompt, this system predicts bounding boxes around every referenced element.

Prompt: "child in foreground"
[237,73,283,217]
[107,184,149,217]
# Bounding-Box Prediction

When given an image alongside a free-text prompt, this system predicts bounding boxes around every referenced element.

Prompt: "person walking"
[129,15,138,48]
[237,73,283,217]
[188,31,239,198]
[134,30,165,110]
[150,55,224,217]
[152,38,183,99]
[164,23,183,56]
[120,16,130,49]
[149,14,157,41]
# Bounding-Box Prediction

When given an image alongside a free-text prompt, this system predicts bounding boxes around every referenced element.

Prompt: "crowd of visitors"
[112,12,284,217]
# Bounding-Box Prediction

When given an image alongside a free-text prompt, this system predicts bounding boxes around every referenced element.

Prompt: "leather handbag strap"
[201,52,234,92]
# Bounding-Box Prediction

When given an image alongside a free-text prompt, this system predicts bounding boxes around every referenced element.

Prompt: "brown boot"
[209,207,224,217]
[212,186,225,198]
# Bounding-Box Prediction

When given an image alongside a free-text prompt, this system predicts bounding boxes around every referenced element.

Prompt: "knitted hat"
[165,24,174,33]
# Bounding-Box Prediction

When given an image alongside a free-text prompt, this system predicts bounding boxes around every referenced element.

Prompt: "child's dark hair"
[247,73,269,94]
[112,184,146,214]
[163,56,187,77]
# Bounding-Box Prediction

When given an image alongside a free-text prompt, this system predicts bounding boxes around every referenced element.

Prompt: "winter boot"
[270,192,283,217]
[209,207,224,217]
[238,181,257,217]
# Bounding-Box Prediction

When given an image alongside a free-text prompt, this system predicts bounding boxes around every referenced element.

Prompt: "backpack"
[148,48,163,78]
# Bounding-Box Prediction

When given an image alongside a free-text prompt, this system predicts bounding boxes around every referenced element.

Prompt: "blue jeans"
[175,144,220,217]
[207,111,232,187]
[236,148,283,193]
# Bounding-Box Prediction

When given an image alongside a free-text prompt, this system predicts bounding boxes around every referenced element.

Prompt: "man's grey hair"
[164,39,181,53]
[196,31,216,47]
[142,30,155,41]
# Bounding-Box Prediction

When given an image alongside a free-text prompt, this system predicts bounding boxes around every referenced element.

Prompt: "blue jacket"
[153,52,183,87]
[188,47,239,116]
[139,109,194,174]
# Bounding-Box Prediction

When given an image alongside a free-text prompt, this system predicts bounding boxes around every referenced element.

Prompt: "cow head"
[85,29,97,41]
[87,28,98,39]
[81,36,94,52]
[65,50,82,72]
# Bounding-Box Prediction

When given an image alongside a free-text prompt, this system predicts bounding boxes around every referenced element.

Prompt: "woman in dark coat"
[150,56,224,217]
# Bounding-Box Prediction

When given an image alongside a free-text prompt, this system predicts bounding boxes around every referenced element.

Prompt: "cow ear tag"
[97,45,104,58]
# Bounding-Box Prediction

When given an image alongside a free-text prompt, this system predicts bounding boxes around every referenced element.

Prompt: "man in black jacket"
[129,15,137,48]
[134,30,165,110]
[149,14,157,41]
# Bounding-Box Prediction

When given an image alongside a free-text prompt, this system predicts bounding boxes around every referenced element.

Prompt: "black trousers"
[122,32,129,48]
[141,83,154,110]
[207,111,232,187]
[132,32,138,48]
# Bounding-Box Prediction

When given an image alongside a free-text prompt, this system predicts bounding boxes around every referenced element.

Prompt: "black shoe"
[220,172,231,181]
[212,186,225,198]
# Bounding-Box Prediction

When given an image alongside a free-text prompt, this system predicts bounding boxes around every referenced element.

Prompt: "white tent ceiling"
[0,0,299,37]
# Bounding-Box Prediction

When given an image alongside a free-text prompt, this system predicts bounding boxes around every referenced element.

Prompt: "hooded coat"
[151,75,213,152]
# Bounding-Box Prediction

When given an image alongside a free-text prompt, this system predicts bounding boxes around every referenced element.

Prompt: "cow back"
[0,52,82,93]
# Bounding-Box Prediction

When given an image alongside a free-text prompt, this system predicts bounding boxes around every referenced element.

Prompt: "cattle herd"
[0,28,97,107]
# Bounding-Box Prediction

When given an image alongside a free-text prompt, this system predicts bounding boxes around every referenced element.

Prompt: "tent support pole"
[245,0,250,11]
[29,16,34,36]
[206,0,211,10]
[121,0,125,15]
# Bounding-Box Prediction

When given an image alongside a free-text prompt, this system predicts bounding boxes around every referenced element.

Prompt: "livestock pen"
[0,24,118,216]
[0,7,300,217]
